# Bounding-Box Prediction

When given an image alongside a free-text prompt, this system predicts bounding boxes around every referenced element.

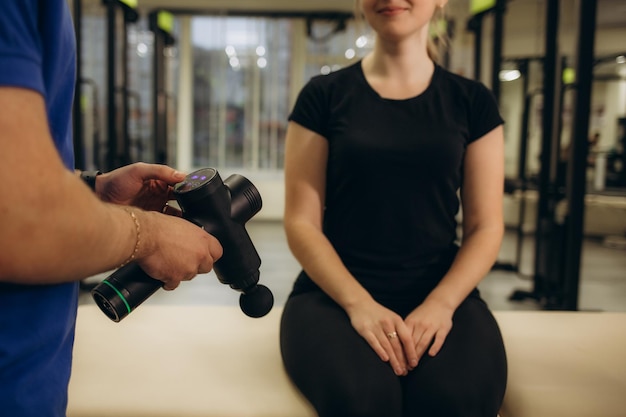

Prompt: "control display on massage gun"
[90,168,274,322]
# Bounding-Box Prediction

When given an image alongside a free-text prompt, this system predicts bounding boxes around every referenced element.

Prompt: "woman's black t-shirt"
[288,61,503,298]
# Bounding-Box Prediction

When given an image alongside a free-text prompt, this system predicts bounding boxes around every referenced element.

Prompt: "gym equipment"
[466,0,506,100]
[509,0,599,311]
[148,10,176,166]
[91,167,274,322]
[104,0,139,170]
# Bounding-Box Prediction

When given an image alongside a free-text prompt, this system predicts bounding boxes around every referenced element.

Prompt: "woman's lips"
[378,7,407,16]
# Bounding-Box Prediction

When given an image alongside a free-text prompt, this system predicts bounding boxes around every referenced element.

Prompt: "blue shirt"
[0,1,79,415]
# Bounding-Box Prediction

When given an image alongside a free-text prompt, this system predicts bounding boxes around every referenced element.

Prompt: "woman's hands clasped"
[348,298,455,376]
[403,298,455,364]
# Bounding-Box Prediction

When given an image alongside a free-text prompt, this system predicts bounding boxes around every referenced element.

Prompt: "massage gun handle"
[92,263,162,321]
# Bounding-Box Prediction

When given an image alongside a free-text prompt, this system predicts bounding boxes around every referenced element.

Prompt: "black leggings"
[280,290,507,417]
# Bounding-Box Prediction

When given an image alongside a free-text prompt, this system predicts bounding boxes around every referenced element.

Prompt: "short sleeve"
[0,1,45,94]
[468,83,504,143]
[288,76,330,139]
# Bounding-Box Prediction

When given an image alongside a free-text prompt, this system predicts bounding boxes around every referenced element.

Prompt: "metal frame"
[73,0,85,170]
[561,0,598,310]
[465,0,506,101]
[103,0,139,170]
[149,10,176,165]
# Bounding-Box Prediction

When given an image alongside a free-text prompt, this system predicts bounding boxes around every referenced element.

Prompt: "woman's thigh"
[401,296,507,417]
[280,290,403,417]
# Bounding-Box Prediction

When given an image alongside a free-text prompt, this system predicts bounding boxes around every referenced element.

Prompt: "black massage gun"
[91,168,274,322]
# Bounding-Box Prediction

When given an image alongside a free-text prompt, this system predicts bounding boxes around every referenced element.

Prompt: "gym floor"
[79,221,626,313]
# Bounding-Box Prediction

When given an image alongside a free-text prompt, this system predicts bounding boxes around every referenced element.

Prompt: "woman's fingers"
[417,328,435,355]
[397,328,418,370]
[428,330,447,357]
[382,328,409,376]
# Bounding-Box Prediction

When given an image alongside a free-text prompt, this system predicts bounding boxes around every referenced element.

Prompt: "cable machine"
[466,0,506,101]
[149,10,177,165]
[104,0,139,170]
[559,0,598,310]
[467,0,600,310]
[467,0,565,299]
[73,0,104,171]
[498,57,544,275]
[508,0,598,310]
[73,0,86,170]
[73,0,142,172]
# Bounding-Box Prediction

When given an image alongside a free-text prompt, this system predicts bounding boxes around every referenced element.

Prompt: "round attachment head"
[239,284,274,318]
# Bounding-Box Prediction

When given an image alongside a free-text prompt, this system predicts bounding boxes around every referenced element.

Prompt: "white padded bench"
[67,306,626,417]
[68,305,315,417]
[497,311,626,417]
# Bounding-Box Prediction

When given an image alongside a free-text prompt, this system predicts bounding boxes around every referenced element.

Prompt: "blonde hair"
[353,1,449,63]
[428,5,448,62]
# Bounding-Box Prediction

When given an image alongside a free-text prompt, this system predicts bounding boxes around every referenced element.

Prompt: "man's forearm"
[0,169,139,284]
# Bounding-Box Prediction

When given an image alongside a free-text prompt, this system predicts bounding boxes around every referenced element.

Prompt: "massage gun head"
[240,284,274,318]
[174,168,273,318]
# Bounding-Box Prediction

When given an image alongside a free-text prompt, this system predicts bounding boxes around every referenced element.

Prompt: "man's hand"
[96,163,186,213]
[133,210,223,290]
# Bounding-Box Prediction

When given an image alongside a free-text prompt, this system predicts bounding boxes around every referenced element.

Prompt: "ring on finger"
[387,331,398,339]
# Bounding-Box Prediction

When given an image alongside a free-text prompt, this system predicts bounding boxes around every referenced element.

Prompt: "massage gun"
[91,168,274,322]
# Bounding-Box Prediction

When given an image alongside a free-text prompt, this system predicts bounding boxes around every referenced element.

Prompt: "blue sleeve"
[0,1,45,95]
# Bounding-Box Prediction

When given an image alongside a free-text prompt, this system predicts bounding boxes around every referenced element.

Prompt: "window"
[190,15,369,173]
[191,17,292,171]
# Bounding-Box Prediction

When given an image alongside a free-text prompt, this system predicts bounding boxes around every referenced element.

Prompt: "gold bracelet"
[120,208,141,268]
